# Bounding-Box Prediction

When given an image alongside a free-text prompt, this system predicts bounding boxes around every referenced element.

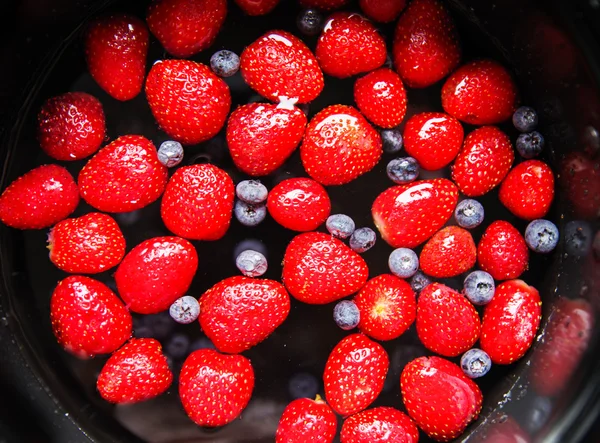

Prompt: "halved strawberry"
[234,0,280,15]
[354,68,407,129]
[359,0,406,23]
[560,152,600,219]
[420,226,476,278]
[478,220,529,280]
[276,396,337,443]
[341,407,418,443]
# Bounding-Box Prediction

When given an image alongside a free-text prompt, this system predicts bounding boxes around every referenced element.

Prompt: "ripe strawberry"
[115,236,198,314]
[50,276,132,358]
[403,112,464,171]
[359,0,406,23]
[301,105,382,185]
[234,0,280,15]
[340,407,418,443]
[78,135,167,213]
[316,13,386,79]
[37,92,105,161]
[442,59,518,125]
[393,0,461,88]
[240,30,324,104]
[282,232,369,304]
[560,152,600,219]
[226,103,307,176]
[299,0,348,10]
[451,126,514,197]
[353,274,416,341]
[97,338,172,403]
[354,68,407,129]
[372,178,458,248]
[161,164,234,240]
[146,59,231,145]
[276,396,337,443]
[478,220,529,280]
[0,164,79,230]
[146,0,227,58]
[179,349,254,427]
[480,279,541,364]
[401,356,482,441]
[85,14,149,101]
[420,226,476,278]
[48,212,125,274]
[323,333,389,416]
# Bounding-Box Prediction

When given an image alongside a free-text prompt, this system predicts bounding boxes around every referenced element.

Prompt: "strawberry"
[499,160,555,220]
[340,406,419,443]
[359,0,406,23]
[267,177,331,232]
[78,135,167,213]
[442,59,518,125]
[301,105,382,185]
[50,275,132,358]
[393,0,461,88]
[48,212,125,274]
[97,338,172,403]
[0,164,79,230]
[420,226,476,278]
[115,236,198,314]
[276,396,337,443]
[179,349,254,427]
[353,68,407,129]
[161,164,234,240]
[145,59,231,145]
[282,232,369,304]
[146,0,227,58]
[477,220,529,280]
[401,356,482,441]
[240,30,324,104]
[560,152,600,219]
[316,13,387,79]
[372,178,459,248]
[403,112,464,171]
[234,0,280,15]
[299,0,348,10]
[226,103,307,176]
[416,283,480,357]
[37,92,105,161]
[85,14,149,101]
[451,126,514,197]
[480,279,541,364]
[353,274,416,341]
[323,333,389,416]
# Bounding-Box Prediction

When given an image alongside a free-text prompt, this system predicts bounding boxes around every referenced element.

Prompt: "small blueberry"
[234,200,267,227]
[388,248,419,279]
[349,227,377,253]
[387,157,420,184]
[525,219,560,253]
[190,337,216,352]
[326,214,356,239]
[516,131,545,159]
[288,372,319,400]
[296,9,323,36]
[233,238,268,260]
[210,50,240,77]
[236,180,268,204]
[144,312,175,340]
[455,199,485,229]
[463,270,495,306]
[410,271,432,293]
[564,220,592,257]
[169,296,201,324]
[235,249,268,277]
[381,128,404,154]
[460,348,492,378]
[333,300,360,330]
[512,106,539,133]
[165,333,190,360]
[157,140,184,168]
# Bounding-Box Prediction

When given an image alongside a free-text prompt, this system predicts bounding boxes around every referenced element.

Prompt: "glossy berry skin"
[480,279,542,365]
[50,276,132,358]
[354,68,407,129]
[326,214,355,239]
[157,140,184,168]
[97,338,172,403]
[516,131,545,159]
[460,348,492,378]
[455,199,484,229]
[463,270,495,306]
[349,227,377,253]
[513,106,538,132]
[333,300,360,330]
[236,249,268,277]
[236,180,268,204]
[299,0,348,9]
[234,0,280,16]
[340,407,418,443]
[388,248,419,278]
[297,8,324,36]
[420,226,477,278]
[276,397,337,443]
[169,296,200,324]
[381,128,403,153]
[410,271,432,294]
[525,219,559,253]
[0,164,79,230]
[359,0,406,23]
[210,49,240,77]
[478,220,529,281]
[387,157,420,184]
[234,200,267,227]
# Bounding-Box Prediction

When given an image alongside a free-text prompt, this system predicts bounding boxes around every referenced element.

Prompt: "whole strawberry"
[97,338,172,403]
[300,0,348,9]
[276,396,337,443]
[235,0,280,15]
[359,0,406,23]
[478,220,529,280]
[560,152,600,219]
[340,407,418,443]
[354,68,407,129]
[420,226,476,278]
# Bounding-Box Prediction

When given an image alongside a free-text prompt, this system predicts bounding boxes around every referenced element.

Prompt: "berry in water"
[387,157,420,184]
[349,227,377,253]
[388,248,419,279]
[463,270,495,306]
[297,8,323,36]
[236,180,268,204]
[454,199,485,229]
[235,249,268,277]
[513,106,538,133]
[381,128,404,154]
[460,348,492,378]
[157,140,184,168]
[234,200,267,227]
[169,296,201,324]
[333,300,360,330]
[210,50,240,77]
[516,131,545,159]
[525,219,560,253]
[326,214,356,239]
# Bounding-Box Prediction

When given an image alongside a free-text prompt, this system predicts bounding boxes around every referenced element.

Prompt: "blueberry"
[381,128,404,154]
[326,214,355,239]
[564,220,592,257]
[135,325,154,338]
[333,300,360,330]
[210,50,240,77]
[296,9,323,36]
[233,238,268,260]
[463,271,495,305]
[165,333,190,360]
[525,219,560,253]
[522,395,553,434]
[236,249,268,277]
[512,106,539,133]
[288,372,319,399]
[190,337,216,352]
[144,312,175,340]
[410,271,432,293]
[234,200,267,227]
[157,140,184,168]
[236,180,268,204]
[388,248,419,279]
[516,131,545,159]
[349,227,376,253]
[460,348,492,378]
[169,296,200,324]
[455,199,485,229]
[387,157,420,184]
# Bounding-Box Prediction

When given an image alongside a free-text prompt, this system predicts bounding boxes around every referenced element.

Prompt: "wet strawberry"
[560,152,600,219]
[299,0,348,10]
[276,396,337,443]
[235,0,280,15]
[359,0,406,23]
[420,226,476,278]
[341,407,418,443]
[354,68,407,129]
[478,220,529,280]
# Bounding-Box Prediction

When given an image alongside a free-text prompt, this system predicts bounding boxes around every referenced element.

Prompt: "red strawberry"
[480,279,541,364]
[50,276,132,358]
[420,226,476,278]
[323,333,389,416]
[416,283,480,357]
[359,0,406,23]
[240,30,324,104]
[97,338,172,403]
[299,0,348,10]
[353,68,407,129]
[499,160,555,221]
[316,13,387,79]
[340,407,418,443]
[560,152,600,219]
[276,396,337,443]
[146,59,231,145]
[354,274,416,341]
[78,135,167,213]
[372,178,459,248]
[477,220,529,281]
[115,236,198,314]
[226,103,307,176]
[393,0,461,88]
[179,349,254,427]
[403,112,464,171]
[442,59,518,125]
[85,14,149,101]
[234,0,280,15]
[282,232,369,304]
[48,212,125,274]
[146,0,227,58]
[37,92,105,161]
[401,356,483,441]
[267,177,331,232]
[301,105,382,185]
[0,164,79,230]
[451,126,514,197]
